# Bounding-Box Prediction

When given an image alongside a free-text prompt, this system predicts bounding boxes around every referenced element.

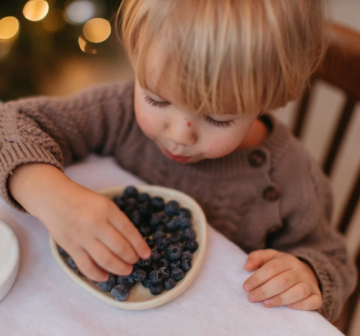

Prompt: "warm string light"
[0,17,20,59]
[23,0,50,22]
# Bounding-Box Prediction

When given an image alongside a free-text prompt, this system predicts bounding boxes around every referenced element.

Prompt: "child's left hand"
[242,249,322,310]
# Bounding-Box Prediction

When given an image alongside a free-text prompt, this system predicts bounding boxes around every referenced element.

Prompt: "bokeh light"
[65,1,95,25]
[23,0,49,22]
[0,17,20,40]
[83,18,111,43]
[78,36,97,54]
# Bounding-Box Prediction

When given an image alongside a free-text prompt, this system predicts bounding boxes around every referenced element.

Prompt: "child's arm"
[0,82,151,281]
[242,148,357,322]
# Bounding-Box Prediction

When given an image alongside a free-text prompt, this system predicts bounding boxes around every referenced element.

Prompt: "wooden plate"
[49,185,208,310]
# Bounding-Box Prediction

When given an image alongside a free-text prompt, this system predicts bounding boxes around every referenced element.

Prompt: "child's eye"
[205,116,235,128]
[144,95,170,108]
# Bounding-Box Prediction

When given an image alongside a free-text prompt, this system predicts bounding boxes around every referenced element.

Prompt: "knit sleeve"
[268,144,358,322]
[0,81,135,211]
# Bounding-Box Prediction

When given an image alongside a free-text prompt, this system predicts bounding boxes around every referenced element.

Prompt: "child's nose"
[165,117,196,147]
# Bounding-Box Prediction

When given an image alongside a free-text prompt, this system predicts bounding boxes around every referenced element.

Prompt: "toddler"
[0,0,357,322]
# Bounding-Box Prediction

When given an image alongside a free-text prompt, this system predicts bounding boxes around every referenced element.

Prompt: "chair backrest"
[292,23,360,335]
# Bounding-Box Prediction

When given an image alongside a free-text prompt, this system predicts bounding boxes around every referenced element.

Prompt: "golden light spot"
[83,18,111,43]
[23,0,49,22]
[0,17,20,40]
[78,35,97,54]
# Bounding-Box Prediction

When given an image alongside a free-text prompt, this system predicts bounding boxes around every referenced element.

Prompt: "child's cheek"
[202,135,241,158]
[134,106,160,140]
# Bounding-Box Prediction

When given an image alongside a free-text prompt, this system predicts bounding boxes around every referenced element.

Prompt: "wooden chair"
[293,23,360,335]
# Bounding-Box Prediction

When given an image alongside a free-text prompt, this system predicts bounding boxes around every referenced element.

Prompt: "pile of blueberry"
[57,186,199,302]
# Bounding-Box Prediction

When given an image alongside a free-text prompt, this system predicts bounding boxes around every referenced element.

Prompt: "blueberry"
[184,240,199,253]
[58,246,69,258]
[158,266,171,280]
[153,231,166,241]
[164,200,179,216]
[138,192,150,203]
[150,283,163,296]
[169,232,183,244]
[183,228,196,241]
[158,258,170,268]
[181,250,193,262]
[141,277,151,288]
[117,275,136,288]
[148,262,159,272]
[165,244,183,261]
[111,285,130,301]
[150,213,164,227]
[139,201,155,217]
[137,257,152,268]
[124,199,137,215]
[181,260,192,272]
[171,268,185,282]
[151,249,163,262]
[176,216,192,230]
[145,237,155,248]
[99,274,117,292]
[162,216,172,224]
[156,237,171,250]
[130,210,142,227]
[155,224,167,233]
[164,277,177,290]
[113,195,128,210]
[68,256,77,269]
[165,219,179,233]
[149,270,163,285]
[124,186,139,199]
[178,208,191,218]
[139,224,152,237]
[151,197,165,211]
[170,260,181,269]
[175,241,184,249]
[131,269,147,282]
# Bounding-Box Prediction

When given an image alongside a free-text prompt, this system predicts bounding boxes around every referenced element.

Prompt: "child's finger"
[286,293,323,311]
[262,282,315,309]
[108,203,151,259]
[244,249,279,271]
[85,238,133,277]
[97,222,139,265]
[243,257,292,292]
[72,248,109,282]
[246,270,299,303]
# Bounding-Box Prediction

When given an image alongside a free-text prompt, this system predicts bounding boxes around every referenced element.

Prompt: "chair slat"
[338,167,360,234]
[322,96,357,176]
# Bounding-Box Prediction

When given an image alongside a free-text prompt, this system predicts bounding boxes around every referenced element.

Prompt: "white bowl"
[49,185,208,310]
[0,219,20,302]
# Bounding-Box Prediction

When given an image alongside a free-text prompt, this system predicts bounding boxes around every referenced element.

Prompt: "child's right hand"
[9,163,151,282]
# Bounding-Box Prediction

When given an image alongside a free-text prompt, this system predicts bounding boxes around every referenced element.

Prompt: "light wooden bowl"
[49,185,208,310]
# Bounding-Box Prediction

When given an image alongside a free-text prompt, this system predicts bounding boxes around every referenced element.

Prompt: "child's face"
[134,80,257,164]
[133,39,258,164]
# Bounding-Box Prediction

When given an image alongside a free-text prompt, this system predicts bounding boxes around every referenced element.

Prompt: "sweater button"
[263,186,281,201]
[248,150,266,167]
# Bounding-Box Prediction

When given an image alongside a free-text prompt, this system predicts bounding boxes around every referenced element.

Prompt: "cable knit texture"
[0,81,357,321]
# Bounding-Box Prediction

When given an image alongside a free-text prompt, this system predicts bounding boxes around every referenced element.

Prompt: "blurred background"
[0,0,360,334]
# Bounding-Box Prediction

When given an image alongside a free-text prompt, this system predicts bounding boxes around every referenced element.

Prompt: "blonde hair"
[116,0,327,115]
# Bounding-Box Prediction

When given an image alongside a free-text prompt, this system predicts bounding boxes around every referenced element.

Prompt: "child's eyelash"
[144,95,170,108]
[205,116,235,128]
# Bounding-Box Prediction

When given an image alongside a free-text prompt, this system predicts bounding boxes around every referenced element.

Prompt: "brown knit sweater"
[0,81,357,321]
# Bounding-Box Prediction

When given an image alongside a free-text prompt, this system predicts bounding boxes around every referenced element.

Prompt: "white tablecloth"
[0,156,343,336]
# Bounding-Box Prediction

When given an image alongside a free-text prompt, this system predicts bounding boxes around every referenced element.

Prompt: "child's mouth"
[164,149,190,163]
